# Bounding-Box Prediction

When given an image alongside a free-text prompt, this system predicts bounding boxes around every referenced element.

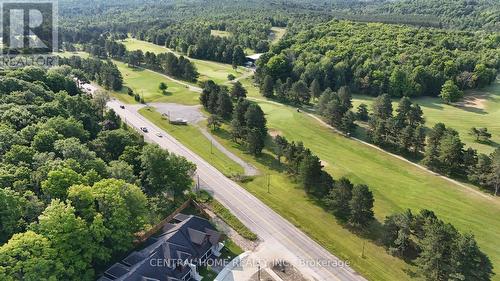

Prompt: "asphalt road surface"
[108,100,367,281]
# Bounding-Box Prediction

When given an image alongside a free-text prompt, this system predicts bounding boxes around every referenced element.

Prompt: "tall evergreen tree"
[324,177,353,221]
[310,78,321,100]
[230,81,247,100]
[372,94,393,120]
[261,75,274,98]
[348,184,375,228]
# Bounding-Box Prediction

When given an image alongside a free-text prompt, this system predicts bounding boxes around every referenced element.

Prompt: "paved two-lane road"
[108,100,366,281]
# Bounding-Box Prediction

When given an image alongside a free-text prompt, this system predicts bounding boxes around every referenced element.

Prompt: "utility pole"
[361,241,366,259]
[267,174,270,193]
[210,140,213,154]
[257,262,261,281]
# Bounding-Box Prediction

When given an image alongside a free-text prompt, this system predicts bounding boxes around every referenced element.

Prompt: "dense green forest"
[0,66,195,280]
[57,0,499,68]
[256,20,499,101]
[58,0,499,32]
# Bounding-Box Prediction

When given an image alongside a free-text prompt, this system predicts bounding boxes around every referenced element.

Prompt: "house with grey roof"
[98,214,224,281]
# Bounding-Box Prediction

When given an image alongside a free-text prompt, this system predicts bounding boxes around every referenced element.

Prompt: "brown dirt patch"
[269,129,284,138]
[272,261,309,281]
[454,93,488,110]
[249,270,275,281]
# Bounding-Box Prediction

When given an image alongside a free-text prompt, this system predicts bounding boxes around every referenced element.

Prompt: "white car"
[156,132,162,138]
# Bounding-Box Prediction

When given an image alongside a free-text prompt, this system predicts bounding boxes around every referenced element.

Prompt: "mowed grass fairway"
[138,107,244,176]
[58,51,199,105]
[206,124,411,280]
[121,38,246,84]
[114,60,199,105]
[353,79,500,154]
[252,101,500,280]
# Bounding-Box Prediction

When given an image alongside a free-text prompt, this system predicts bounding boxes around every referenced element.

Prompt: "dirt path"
[198,126,260,176]
[223,69,255,85]
[249,97,497,202]
[142,68,202,93]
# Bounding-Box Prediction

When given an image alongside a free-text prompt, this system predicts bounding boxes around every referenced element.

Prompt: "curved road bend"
[108,100,367,281]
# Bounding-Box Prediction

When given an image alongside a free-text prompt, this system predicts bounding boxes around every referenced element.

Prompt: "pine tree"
[416,220,459,281]
[230,81,247,100]
[324,177,353,221]
[298,154,323,193]
[309,79,321,101]
[274,79,286,101]
[340,111,357,135]
[356,103,369,121]
[348,184,375,228]
[247,128,265,156]
[216,92,233,119]
[372,94,393,120]
[261,75,274,98]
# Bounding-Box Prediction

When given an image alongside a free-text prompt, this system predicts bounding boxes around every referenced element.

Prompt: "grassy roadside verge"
[138,107,245,177]
[209,199,258,241]
[197,190,258,241]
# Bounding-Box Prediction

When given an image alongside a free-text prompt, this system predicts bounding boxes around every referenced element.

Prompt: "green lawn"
[58,51,89,59]
[121,38,247,84]
[138,107,244,176]
[114,60,200,105]
[58,51,199,105]
[207,123,412,280]
[352,79,500,154]
[269,27,286,44]
[198,240,243,281]
[240,76,260,98]
[211,30,231,38]
[209,199,258,241]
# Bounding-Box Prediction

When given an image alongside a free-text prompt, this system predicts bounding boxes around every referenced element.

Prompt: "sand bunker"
[269,129,284,138]
[454,93,488,110]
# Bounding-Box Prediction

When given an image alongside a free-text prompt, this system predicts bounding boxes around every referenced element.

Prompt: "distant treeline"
[72,39,199,82]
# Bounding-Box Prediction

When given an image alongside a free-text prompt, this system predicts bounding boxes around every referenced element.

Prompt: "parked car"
[140,127,148,133]
[120,105,125,109]
[156,132,162,137]
[169,118,188,125]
